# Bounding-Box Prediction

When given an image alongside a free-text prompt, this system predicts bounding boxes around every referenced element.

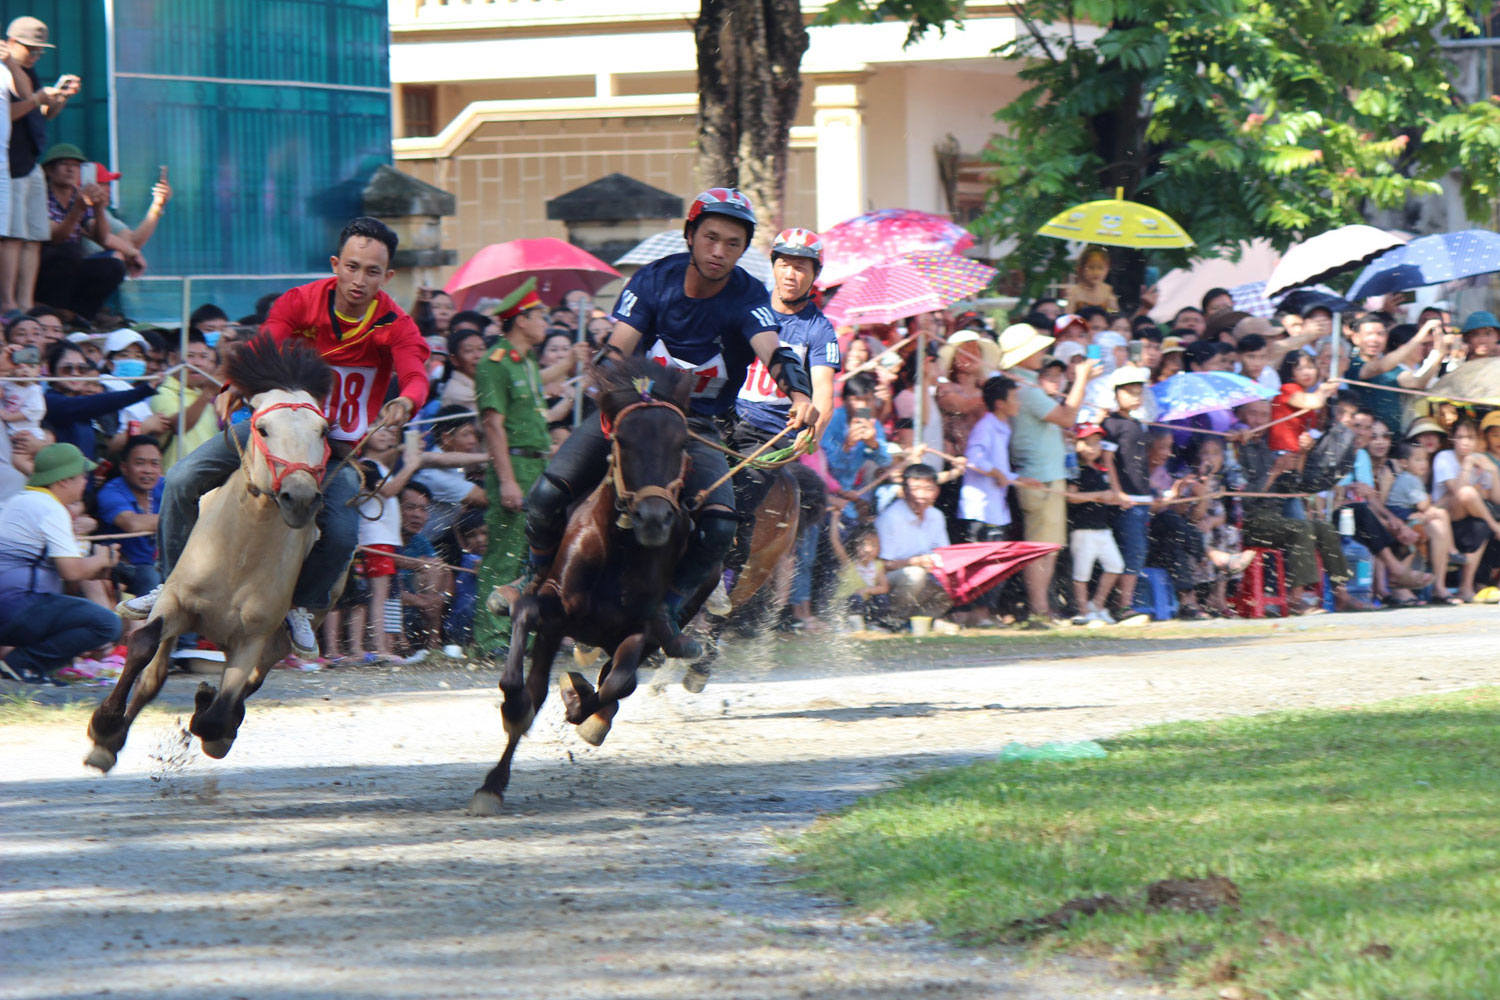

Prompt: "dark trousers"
[1147,511,1206,592]
[0,593,122,676]
[726,420,784,573]
[1242,511,1350,589]
[1351,502,1393,556]
[36,244,126,321]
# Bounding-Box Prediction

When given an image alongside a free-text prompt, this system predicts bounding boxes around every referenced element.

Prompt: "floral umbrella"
[817,209,976,288]
[821,252,996,326]
[1149,372,1274,422]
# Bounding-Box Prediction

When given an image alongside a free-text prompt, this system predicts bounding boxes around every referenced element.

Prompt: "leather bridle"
[235,400,331,498]
[602,399,689,521]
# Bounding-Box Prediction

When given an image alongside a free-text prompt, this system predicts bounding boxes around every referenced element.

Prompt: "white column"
[813,83,867,232]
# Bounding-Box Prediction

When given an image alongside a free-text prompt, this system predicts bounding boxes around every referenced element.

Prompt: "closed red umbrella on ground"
[931,542,1062,605]
[818,209,975,288]
[444,238,621,310]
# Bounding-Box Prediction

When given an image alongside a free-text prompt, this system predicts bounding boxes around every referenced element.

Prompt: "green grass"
[789,687,1500,1000]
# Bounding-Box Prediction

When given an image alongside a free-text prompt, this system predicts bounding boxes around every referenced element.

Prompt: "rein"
[605,399,691,521]
[228,400,331,498]
[688,424,797,509]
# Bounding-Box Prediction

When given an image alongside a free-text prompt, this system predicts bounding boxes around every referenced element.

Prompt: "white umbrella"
[1264,225,1406,298]
[614,231,773,288]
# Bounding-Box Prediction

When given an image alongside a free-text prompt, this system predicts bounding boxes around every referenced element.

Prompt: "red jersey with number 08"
[261,277,431,442]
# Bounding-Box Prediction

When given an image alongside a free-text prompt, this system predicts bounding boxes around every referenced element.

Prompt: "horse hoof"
[84,745,117,773]
[572,644,601,668]
[466,790,504,816]
[576,713,612,747]
[682,664,711,694]
[200,738,234,760]
[557,671,596,724]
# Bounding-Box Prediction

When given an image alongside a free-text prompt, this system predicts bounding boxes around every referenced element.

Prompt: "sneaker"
[117,584,163,621]
[705,577,733,617]
[284,608,319,659]
[1071,611,1090,625]
[1088,607,1116,625]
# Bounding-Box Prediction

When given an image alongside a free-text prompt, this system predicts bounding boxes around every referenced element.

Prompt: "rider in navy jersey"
[492,189,818,658]
[717,228,840,602]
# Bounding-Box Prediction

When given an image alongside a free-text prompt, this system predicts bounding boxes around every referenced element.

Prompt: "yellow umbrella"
[1037,188,1194,249]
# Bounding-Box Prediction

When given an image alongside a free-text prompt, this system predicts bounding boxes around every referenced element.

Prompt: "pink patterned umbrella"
[822,252,996,326]
[818,208,976,288]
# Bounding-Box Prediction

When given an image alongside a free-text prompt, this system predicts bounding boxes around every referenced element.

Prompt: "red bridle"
[247,401,331,496]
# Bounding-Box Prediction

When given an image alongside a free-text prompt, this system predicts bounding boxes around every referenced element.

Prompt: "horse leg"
[190,637,269,759]
[576,633,647,747]
[498,598,540,737]
[470,604,555,815]
[85,617,168,772]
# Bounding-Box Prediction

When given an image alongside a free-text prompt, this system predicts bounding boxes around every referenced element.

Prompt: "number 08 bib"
[325,364,377,441]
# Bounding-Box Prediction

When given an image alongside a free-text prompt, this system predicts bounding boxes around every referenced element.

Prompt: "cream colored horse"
[87,338,336,771]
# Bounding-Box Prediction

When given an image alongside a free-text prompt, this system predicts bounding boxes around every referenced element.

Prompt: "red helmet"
[771,227,823,269]
[685,187,757,238]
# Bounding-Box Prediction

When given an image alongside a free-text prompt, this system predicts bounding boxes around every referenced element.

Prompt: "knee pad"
[691,510,740,560]
[525,474,573,550]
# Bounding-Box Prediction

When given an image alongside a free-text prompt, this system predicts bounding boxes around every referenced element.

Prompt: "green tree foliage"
[821,0,1500,294]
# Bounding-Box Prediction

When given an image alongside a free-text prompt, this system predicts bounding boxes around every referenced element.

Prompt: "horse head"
[595,357,693,548]
[226,336,334,529]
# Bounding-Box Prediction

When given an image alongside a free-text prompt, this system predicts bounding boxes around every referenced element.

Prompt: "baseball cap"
[1074,423,1106,439]
[1461,310,1499,334]
[1482,411,1500,432]
[6,16,54,48]
[1404,417,1446,440]
[1107,365,1151,389]
[103,328,147,356]
[1160,336,1186,355]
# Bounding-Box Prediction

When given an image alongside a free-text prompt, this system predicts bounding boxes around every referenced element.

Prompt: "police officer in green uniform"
[473,285,552,654]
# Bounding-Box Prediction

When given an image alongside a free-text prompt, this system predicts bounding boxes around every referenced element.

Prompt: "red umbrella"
[444,238,622,310]
[930,542,1062,605]
[818,208,976,289]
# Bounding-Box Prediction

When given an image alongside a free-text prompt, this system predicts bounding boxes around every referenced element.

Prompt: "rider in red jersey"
[119,218,429,659]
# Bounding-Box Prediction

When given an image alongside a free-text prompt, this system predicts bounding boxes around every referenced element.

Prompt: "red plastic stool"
[1232,548,1288,618]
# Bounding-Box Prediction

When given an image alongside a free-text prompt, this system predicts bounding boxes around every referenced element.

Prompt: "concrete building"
[388,0,1030,286]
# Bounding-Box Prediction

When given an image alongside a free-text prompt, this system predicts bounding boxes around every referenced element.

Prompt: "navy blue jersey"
[736,302,841,433]
[611,253,780,417]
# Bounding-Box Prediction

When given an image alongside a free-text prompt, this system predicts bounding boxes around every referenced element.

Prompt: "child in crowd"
[1066,424,1124,623]
[1064,246,1119,312]
[1,345,46,442]
[443,508,489,647]
[830,528,892,629]
[960,375,1026,541]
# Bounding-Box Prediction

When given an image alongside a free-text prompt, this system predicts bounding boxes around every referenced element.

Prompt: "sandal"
[1428,592,1465,606]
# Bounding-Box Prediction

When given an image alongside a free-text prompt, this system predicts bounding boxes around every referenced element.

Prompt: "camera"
[12,346,40,365]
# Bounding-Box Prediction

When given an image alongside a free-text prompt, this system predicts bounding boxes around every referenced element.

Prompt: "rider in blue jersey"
[492,189,818,658]
[718,228,840,595]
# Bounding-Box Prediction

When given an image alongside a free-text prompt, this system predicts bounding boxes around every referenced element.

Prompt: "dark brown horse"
[468,358,695,815]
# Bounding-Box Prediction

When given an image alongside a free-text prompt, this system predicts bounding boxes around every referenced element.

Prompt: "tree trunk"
[695,0,809,251]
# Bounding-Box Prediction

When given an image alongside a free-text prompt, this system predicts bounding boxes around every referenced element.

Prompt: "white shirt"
[959,412,1013,525]
[1253,367,1281,393]
[0,487,80,607]
[1432,449,1494,505]
[415,451,478,541]
[356,460,403,548]
[876,498,950,561]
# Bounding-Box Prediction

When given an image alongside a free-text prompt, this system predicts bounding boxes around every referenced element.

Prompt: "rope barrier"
[356,544,477,575]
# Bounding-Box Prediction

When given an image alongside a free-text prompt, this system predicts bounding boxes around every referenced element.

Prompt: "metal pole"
[1330,311,1342,388]
[913,323,926,464]
[573,295,587,426]
[178,276,190,448]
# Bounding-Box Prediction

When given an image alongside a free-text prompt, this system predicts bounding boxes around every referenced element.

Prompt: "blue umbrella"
[1346,229,1500,300]
[1149,372,1274,422]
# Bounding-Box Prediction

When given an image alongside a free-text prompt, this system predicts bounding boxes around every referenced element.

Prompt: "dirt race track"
[3,606,1496,1000]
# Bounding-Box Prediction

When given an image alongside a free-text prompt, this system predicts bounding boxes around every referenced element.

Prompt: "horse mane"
[592,356,692,419]
[226,334,333,400]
